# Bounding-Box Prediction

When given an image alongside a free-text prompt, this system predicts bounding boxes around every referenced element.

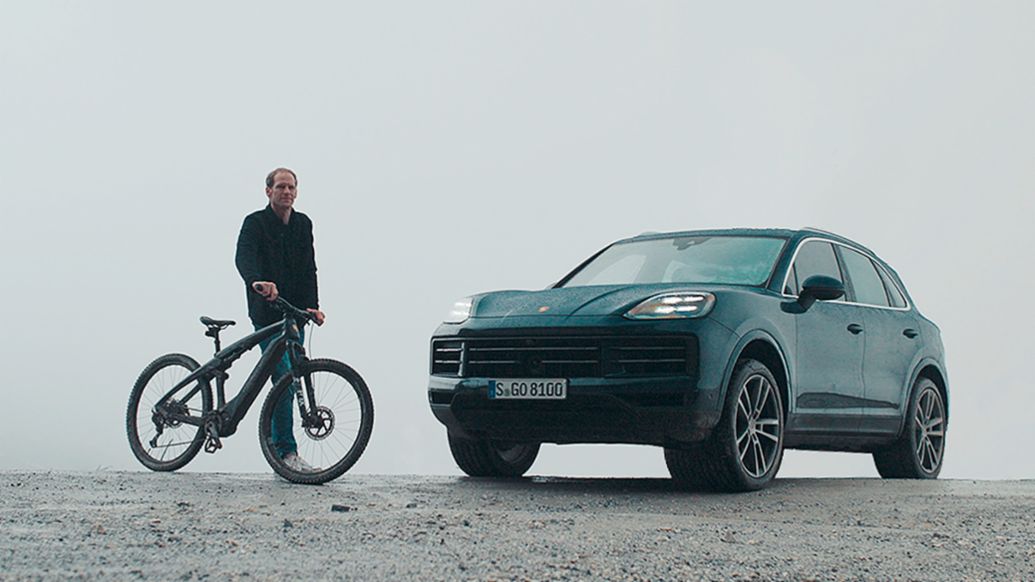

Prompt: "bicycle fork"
[294,379,309,422]
[288,346,320,430]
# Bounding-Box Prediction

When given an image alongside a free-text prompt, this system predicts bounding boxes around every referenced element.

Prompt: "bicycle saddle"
[200,316,236,330]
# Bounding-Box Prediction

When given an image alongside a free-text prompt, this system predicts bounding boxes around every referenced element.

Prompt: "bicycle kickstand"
[203,420,222,454]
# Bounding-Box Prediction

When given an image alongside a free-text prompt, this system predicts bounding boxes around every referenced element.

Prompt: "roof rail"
[801,226,842,237]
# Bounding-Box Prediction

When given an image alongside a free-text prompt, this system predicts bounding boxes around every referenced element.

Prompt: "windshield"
[561,236,786,287]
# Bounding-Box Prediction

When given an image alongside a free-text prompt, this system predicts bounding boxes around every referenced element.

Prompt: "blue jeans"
[257,325,305,459]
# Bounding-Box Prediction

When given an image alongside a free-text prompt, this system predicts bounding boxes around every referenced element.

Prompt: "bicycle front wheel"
[126,353,212,471]
[259,358,374,484]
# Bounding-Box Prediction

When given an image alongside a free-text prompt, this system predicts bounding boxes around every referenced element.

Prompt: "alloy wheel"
[735,374,782,479]
[913,387,945,473]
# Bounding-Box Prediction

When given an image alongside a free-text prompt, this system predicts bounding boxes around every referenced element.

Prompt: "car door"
[786,240,865,433]
[838,247,922,435]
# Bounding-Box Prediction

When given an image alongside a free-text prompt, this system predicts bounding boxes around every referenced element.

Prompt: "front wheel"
[259,358,374,484]
[126,353,212,472]
[665,358,785,492]
[447,433,539,477]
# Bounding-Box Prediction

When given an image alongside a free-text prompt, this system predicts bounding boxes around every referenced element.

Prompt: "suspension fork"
[288,341,318,427]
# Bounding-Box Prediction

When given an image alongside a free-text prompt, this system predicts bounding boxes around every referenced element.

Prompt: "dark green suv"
[428,228,948,491]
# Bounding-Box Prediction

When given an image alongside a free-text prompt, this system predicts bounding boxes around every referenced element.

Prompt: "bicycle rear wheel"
[126,353,212,471]
[259,358,374,484]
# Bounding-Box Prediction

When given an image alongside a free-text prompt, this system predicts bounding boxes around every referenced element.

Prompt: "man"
[235,167,326,474]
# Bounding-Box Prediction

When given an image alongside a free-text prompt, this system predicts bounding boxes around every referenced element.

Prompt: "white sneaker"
[282,452,319,473]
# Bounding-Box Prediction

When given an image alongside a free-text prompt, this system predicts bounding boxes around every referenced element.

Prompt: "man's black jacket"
[235,205,319,326]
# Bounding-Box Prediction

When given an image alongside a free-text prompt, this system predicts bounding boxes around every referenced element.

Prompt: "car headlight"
[444,297,473,323]
[624,292,715,320]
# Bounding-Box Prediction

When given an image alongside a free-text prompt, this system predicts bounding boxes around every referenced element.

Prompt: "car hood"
[472,284,722,318]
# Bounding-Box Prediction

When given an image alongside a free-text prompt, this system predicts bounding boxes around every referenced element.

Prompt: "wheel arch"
[720,331,792,420]
[914,361,950,423]
[890,357,950,440]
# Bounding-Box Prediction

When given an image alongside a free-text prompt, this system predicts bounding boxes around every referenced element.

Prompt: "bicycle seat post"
[201,317,236,354]
[205,328,222,354]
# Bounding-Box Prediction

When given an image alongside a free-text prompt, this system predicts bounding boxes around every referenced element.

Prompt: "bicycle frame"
[154,316,309,439]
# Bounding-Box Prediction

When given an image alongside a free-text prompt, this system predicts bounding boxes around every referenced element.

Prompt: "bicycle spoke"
[148,439,196,450]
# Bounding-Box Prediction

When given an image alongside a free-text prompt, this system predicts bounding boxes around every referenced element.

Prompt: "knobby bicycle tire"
[126,353,212,471]
[258,358,374,484]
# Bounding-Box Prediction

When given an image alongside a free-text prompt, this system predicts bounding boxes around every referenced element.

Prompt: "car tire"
[447,433,539,478]
[665,358,785,492]
[872,377,945,479]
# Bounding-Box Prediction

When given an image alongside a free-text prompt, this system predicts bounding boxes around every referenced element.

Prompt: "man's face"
[266,172,298,212]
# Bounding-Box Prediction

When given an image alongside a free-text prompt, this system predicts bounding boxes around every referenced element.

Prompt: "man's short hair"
[266,167,298,189]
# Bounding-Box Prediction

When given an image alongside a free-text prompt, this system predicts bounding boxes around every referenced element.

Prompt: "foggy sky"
[1,1,1033,480]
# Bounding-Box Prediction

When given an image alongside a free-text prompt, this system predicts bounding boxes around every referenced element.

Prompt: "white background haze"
[1,2,1032,479]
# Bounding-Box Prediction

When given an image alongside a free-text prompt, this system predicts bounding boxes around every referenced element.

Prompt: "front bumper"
[427,315,737,446]
[428,374,721,445]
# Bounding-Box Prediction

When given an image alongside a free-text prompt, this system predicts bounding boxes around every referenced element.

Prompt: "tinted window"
[563,236,786,287]
[840,248,889,307]
[790,241,842,295]
[876,264,908,308]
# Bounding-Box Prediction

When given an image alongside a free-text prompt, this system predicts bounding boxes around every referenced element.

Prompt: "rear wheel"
[448,433,539,477]
[665,358,784,492]
[873,377,945,479]
[126,353,212,471]
[259,358,374,484]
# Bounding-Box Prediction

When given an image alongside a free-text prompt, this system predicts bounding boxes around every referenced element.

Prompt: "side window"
[840,248,889,307]
[790,241,842,296]
[876,264,908,308]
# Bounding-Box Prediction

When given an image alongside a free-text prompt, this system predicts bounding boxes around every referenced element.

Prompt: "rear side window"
[790,241,842,295]
[840,248,889,307]
[876,264,908,308]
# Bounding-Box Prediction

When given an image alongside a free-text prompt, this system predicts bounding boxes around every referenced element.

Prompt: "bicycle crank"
[203,420,222,453]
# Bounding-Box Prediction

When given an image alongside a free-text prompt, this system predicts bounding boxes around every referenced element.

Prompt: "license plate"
[489,379,567,400]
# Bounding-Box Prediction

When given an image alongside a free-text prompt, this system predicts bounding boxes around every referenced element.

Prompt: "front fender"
[716,328,793,410]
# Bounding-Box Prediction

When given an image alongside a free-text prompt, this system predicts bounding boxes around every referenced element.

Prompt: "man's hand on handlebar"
[252,281,279,301]
[252,282,323,325]
[307,309,326,326]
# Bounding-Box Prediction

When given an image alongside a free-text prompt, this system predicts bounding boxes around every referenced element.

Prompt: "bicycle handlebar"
[251,283,316,324]
[271,296,317,324]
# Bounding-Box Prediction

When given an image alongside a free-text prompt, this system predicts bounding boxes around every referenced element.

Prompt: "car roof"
[621,227,797,242]
[621,227,878,257]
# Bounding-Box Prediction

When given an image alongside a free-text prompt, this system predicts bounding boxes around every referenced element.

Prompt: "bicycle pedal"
[203,421,222,453]
[204,435,222,454]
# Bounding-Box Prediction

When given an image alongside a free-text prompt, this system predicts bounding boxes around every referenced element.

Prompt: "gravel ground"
[1,471,1033,581]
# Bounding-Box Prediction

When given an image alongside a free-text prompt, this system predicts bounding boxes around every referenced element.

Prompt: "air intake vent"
[430,336,696,379]
[431,340,463,376]
[607,338,690,376]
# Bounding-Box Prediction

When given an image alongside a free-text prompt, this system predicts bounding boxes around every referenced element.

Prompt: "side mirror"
[798,275,845,310]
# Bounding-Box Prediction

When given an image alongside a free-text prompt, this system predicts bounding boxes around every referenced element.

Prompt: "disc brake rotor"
[304,406,335,440]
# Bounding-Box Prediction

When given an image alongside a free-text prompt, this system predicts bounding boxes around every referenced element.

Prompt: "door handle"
[847,323,864,335]
[903,328,919,339]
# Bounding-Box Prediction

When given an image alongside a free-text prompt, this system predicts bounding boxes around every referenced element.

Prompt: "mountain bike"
[126,295,374,484]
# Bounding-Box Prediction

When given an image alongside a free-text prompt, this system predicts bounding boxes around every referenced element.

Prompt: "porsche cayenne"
[428,228,948,491]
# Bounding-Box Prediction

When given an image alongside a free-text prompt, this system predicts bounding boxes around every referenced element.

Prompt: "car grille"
[431,336,697,378]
